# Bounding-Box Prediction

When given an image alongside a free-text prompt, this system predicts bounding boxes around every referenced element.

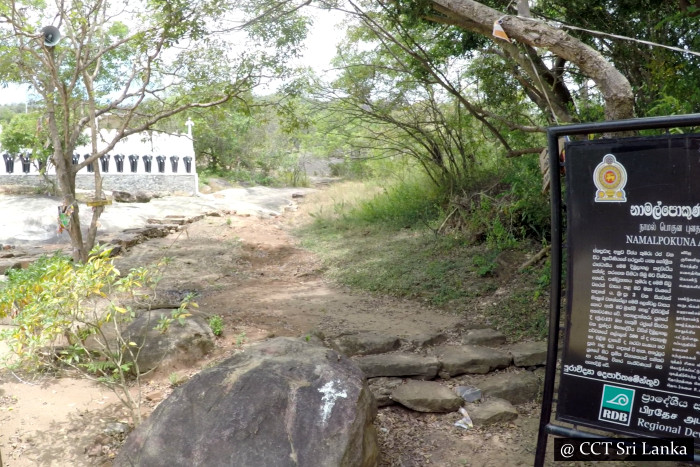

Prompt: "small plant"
[155,293,197,333]
[209,315,224,337]
[472,252,498,277]
[236,331,247,347]
[533,258,552,300]
[226,217,232,226]
[168,372,187,387]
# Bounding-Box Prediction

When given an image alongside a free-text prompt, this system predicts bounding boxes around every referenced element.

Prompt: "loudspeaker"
[41,26,61,47]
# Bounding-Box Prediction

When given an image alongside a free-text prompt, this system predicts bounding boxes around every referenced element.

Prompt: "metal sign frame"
[535,113,700,466]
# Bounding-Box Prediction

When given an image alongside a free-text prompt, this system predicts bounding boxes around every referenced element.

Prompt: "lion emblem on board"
[593,154,627,202]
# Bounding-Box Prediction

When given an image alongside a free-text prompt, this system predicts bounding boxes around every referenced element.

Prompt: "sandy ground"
[0,187,587,466]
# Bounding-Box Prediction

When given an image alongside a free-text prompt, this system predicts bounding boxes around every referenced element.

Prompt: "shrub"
[0,247,180,425]
[208,315,224,337]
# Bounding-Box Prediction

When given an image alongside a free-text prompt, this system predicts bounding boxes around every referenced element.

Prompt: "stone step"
[432,344,512,378]
[476,371,540,405]
[353,353,440,380]
[465,398,518,426]
[390,380,463,413]
[331,332,401,357]
[509,341,547,367]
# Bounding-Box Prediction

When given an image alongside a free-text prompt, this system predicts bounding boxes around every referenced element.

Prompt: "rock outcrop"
[124,311,215,374]
[115,337,378,467]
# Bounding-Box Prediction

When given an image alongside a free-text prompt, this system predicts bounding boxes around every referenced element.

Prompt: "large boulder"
[115,337,379,467]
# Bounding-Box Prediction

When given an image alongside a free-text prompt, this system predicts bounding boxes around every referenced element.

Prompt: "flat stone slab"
[455,385,482,403]
[461,328,506,346]
[367,377,402,407]
[433,345,512,378]
[510,341,547,367]
[407,332,448,349]
[331,332,401,357]
[354,353,439,379]
[466,398,518,426]
[476,371,540,405]
[391,380,463,413]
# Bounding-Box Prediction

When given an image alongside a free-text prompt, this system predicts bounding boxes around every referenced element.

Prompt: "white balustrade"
[0,125,196,176]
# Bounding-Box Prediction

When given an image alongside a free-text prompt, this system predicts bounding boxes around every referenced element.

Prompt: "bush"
[460,156,549,249]
[208,315,224,337]
[329,158,373,179]
[0,247,185,425]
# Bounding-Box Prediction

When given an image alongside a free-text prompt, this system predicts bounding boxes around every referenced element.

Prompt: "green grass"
[301,228,495,306]
[295,175,550,341]
[485,285,549,341]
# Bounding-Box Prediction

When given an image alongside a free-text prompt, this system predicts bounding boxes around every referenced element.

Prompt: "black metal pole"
[535,130,564,466]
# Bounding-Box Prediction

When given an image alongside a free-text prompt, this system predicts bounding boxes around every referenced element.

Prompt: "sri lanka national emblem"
[593,154,627,203]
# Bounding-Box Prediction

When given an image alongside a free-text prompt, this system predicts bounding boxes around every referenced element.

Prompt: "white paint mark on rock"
[318,380,347,424]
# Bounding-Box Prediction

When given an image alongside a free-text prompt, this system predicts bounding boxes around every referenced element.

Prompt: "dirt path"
[0,191,552,466]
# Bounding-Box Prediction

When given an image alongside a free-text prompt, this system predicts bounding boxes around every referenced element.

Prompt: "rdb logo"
[599,385,635,426]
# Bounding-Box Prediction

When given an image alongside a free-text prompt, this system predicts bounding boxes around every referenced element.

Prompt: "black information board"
[558,133,700,444]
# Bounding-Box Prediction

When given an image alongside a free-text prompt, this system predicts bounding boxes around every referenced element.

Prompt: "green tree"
[188,100,257,173]
[0,0,310,262]
[305,2,543,196]
[535,0,700,116]
[0,103,25,124]
[0,111,58,189]
[187,93,316,185]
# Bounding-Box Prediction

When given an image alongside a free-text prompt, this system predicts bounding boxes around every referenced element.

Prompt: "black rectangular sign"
[558,133,700,444]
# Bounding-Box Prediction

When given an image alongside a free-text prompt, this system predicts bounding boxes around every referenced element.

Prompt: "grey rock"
[461,328,506,346]
[115,337,378,467]
[331,332,401,357]
[477,371,540,405]
[455,385,482,403]
[205,177,235,192]
[407,332,448,349]
[433,345,512,378]
[354,353,440,379]
[390,380,463,413]
[467,398,518,426]
[103,422,130,437]
[510,341,547,367]
[112,190,152,203]
[367,377,403,407]
[124,311,215,373]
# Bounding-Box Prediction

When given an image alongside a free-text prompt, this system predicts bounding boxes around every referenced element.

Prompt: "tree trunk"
[428,0,635,121]
[84,76,105,257]
[47,104,86,263]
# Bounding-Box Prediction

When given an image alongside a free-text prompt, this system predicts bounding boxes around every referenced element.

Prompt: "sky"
[0,7,348,106]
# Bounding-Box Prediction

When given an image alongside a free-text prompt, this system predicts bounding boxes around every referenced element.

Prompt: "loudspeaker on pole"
[41,26,61,47]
